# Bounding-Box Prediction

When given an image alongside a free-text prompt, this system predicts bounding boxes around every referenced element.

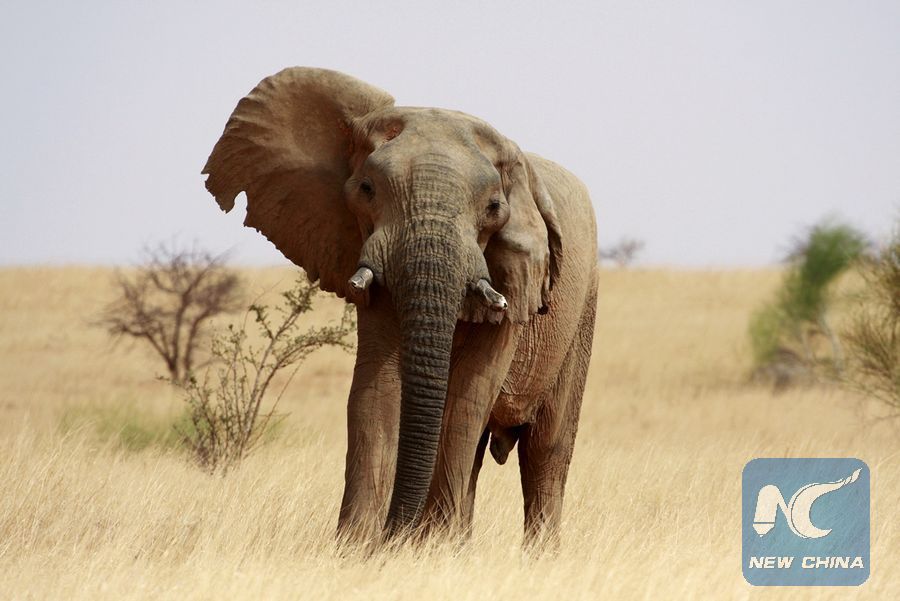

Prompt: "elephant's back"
[527,152,597,262]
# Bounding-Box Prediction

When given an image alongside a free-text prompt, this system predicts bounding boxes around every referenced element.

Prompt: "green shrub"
[782,223,868,323]
[749,219,867,381]
[748,304,787,366]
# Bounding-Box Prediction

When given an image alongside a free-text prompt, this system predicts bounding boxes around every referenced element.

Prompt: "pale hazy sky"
[2,1,898,266]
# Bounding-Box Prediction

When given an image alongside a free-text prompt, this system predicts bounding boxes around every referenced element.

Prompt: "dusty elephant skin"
[202,67,598,548]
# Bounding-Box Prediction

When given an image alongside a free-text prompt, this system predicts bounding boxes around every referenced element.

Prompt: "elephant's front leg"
[337,294,401,545]
[423,320,519,534]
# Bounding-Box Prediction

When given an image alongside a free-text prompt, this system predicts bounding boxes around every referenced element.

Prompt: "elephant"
[202,67,598,547]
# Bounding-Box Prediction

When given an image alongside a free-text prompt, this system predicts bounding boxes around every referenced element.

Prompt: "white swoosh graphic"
[788,468,862,539]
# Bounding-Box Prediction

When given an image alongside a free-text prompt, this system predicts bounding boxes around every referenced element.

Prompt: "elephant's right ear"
[202,67,394,297]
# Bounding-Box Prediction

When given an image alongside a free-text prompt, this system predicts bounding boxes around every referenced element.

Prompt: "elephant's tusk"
[348,266,374,292]
[474,279,508,311]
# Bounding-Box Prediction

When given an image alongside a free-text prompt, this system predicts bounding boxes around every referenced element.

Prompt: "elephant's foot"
[336,502,385,550]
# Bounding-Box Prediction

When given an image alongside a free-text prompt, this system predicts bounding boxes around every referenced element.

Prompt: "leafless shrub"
[599,237,645,267]
[176,278,355,472]
[98,243,243,384]
[842,230,900,410]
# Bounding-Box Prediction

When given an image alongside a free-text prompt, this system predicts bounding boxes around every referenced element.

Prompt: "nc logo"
[742,458,870,586]
[752,468,863,539]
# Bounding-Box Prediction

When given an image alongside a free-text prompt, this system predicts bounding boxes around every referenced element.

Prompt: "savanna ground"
[0,266,896,600]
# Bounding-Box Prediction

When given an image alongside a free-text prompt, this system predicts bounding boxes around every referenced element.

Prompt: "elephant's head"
[203,67,562,537]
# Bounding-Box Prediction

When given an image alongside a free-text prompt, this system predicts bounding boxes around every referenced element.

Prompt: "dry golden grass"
[0,266,896,600]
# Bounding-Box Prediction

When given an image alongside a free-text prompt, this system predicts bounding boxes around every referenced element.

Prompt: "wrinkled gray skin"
[203,67,598,547]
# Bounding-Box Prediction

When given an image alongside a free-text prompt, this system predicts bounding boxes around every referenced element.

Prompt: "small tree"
[842,227,900,409]
[177,278,355,472]
[98,243,243,384]
[749,220,867,383]
[599,237,645,267]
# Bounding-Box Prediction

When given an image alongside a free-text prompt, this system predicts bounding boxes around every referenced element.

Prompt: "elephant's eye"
[487,198,501,213]
[359,180,375,198]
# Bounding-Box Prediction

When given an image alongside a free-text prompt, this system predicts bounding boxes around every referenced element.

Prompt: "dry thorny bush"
[842,231,900,410]
[176,278,356,472]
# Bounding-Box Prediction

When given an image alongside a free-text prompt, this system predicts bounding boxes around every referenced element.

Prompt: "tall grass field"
[0,267,896,599]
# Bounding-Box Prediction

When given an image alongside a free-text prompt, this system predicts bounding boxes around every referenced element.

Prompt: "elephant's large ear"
[202,67,394,297]
[472,151,563,325]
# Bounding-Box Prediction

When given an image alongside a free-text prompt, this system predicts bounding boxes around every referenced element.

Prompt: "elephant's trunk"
[383,217,464,538]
